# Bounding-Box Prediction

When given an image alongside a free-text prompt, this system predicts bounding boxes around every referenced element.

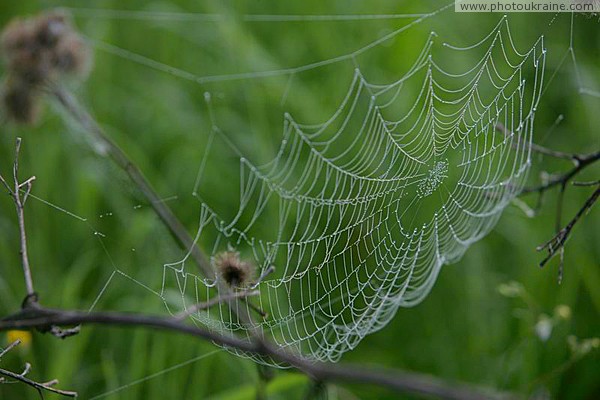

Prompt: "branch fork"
[0,340,78,397]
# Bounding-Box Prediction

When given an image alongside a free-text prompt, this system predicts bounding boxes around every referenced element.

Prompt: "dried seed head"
[0,10,92,124]
[0,17,48,85]
[32,12,69,48]
[1,79,42,125]
[213,251,255,289]
[1,17,35,58]
[52,33,92,77]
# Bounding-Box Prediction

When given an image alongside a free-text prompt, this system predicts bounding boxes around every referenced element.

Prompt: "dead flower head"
[1,78,41,124]
[213,251,256,289]
[0,10,92,124]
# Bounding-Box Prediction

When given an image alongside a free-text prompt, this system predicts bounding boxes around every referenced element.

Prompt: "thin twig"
[554,182,567,282]
[573,179,600,187]
[20,363,31,376]
[503,126,599,273]
[0,340,77,398]
[0,138,36,297]
[536,187,600,268]
[1,140,79,339]
[520,150,600,195]
[495,123,600,195]
[0,307,518,400]
[174,290,260,320]
[0,172,11,193]
[496,121,599,278]
[0,340,21,359]
[0,367,78,398]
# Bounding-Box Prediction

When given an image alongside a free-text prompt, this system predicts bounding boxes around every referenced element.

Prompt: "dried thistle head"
[213,251,255,289]
[51,33,92,77]
[0,10,92,124]
[32,12,69,48]
[1,78,42,124]
[0,17,49,86]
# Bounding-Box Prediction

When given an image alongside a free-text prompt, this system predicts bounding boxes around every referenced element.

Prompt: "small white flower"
[535,315,553,342]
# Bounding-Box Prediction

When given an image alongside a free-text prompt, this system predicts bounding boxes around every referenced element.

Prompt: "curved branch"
[0,306,518,400]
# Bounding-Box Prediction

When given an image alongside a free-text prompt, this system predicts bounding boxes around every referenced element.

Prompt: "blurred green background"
[0,1,598,399]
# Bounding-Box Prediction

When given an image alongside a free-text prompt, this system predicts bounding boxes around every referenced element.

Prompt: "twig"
[174,290,260,320]
[536,187,600,267]
[495,123,600,195]
[0,138,36,297]
[520,150,600,195]
[49,325,81,339]
[1,140,79,338]
[0,367,78,398]
[500,120,599,275]
[515,143,599,275]
[0,307,518,400]
[573,179,600,187]
[0,340,78,398]
[0,340,21,359]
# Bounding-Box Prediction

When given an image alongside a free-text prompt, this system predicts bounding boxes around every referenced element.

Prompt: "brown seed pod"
[0,10,92,125]
[32,11,69,48]
[1,79,42,125]
[0,17,47,85]
[52,33,92,77]
[0,17,34,57]
[213,251,256,289]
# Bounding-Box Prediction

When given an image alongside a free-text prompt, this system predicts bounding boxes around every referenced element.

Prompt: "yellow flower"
[6,330,32,348]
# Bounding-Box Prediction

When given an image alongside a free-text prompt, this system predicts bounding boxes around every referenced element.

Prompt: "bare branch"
[20,176,36,205]
[505,127,599,276]
[537,187,600,268]
[573,179,600,187]
[0,340,77,398]
[20,362,31,376]
[495,123,600,195]
[0,367,78,398]
[501,119,599,277]
[0,173,11,194]
[492,125,600,263]
[520,150,600,195]
[0,307,518,400]
[0,340,21,359]
[0,138,36,297]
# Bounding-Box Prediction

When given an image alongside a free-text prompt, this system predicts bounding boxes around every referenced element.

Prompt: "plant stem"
[50,86,257,325]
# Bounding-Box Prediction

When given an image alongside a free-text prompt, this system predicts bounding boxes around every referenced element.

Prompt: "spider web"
[43,4,546,364]
[152,18,547,362]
